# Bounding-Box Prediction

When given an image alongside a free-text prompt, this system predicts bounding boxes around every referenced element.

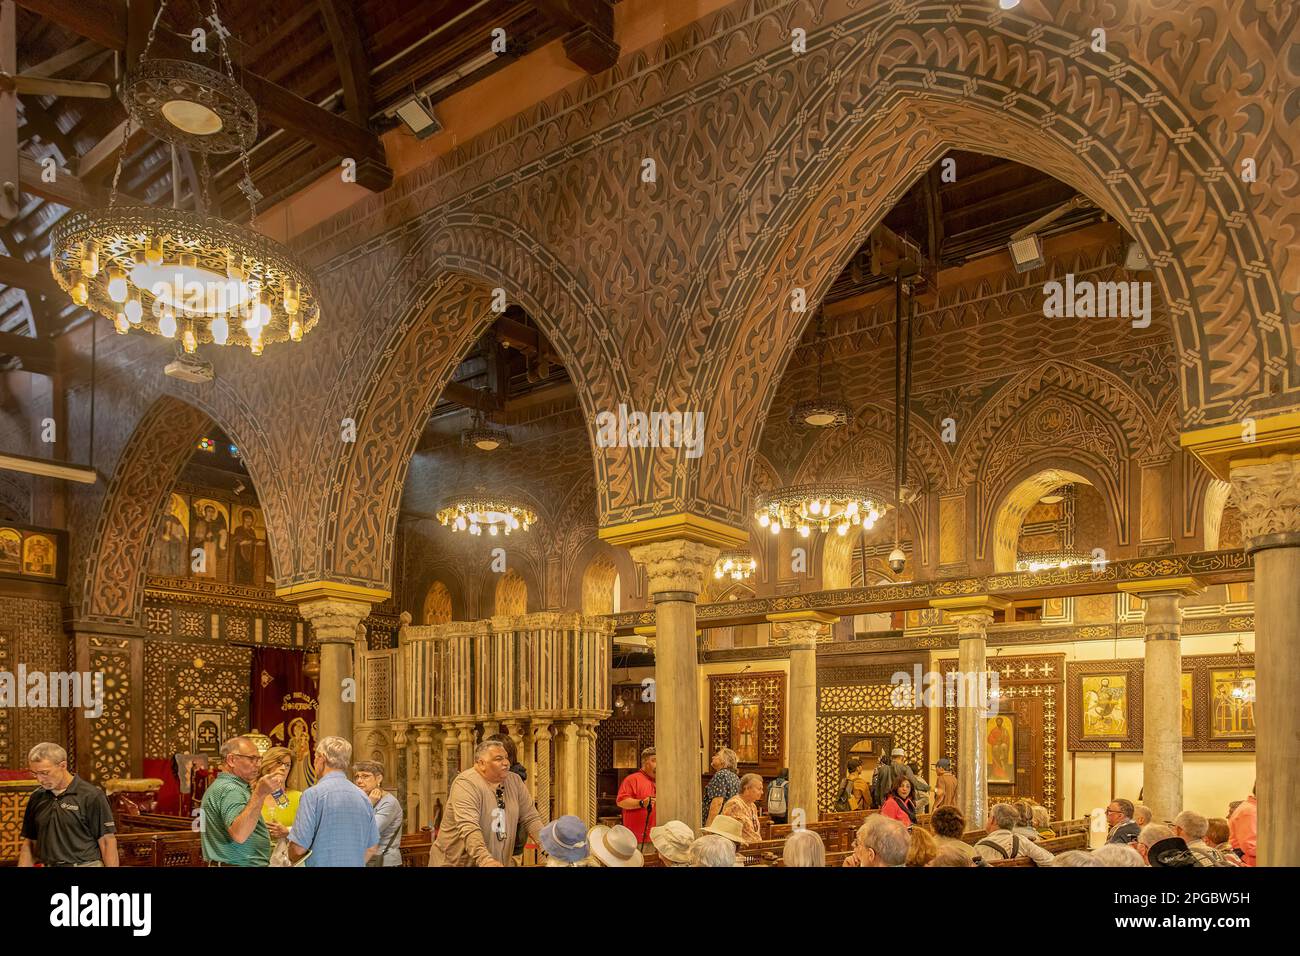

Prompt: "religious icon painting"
[730,700,760,764]
[986,715,1015,784]
[1209,669,1255,739]
[0,527,21,574]
[150,492,191,577]
[189,497,230,579]
[1181,671,1194,738]
[229,505,266,586]
[22,533,56,577]
[612,737,639,770]
[1080,674,1127,739]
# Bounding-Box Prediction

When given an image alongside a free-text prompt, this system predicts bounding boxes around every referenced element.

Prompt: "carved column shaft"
[1230,457,1300,866]
[297,598,371,745]
[1138,591,1186,824]
[951,609,994,829]
[628,539,719,833]
[771,616,832,825]
[415,723,434,833]
[533,721,553,824]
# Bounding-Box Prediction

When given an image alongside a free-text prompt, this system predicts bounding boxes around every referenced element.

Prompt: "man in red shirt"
[616,747,656,847]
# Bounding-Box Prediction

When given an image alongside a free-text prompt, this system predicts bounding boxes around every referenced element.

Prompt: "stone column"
[458,723,475,771]
[626,539,720,836]
[579,718,599,825]
[932,596,1007,829]
[533,720,553,824]
[769,612,837,824]
[556,720,580,817]
[440,722,458,788]
[1230,456,1300,866]
[297,598,371,745]
[415,722,434,832]
[392,722,412,833]
[1120,580,1200,823]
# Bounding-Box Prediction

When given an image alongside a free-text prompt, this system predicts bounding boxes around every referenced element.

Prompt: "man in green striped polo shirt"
[200,736,284,867]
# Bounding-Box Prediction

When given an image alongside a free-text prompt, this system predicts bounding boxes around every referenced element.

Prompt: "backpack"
[767,778,788,816]
[872,763,897,808]
[833,775,854,813]
[976,834,1021,860]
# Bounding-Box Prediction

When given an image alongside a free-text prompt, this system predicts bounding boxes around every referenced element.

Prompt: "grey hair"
[687,834,738,868]
[1173,810,1208,841]
[28,742,67,765]
[1053,849,1100,867]
[1093,843,1145,867]
[1133,804,1153,826]
[856,815,909,866]
[353,760,385,779]
[990,803,1019,831]
[739,772,763,793]
[1138,823,1174,847]
[475,739,508,762]
[1031,805,1050,830]
[316,735,353,771]
[782,829,826,868]
[219,736,253,759]
[715,748,738,771]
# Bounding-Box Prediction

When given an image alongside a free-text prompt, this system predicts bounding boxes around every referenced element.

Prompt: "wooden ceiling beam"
[13,0,393,192]
[0,327,56,372]
[532,0,619,74]
[318,0,372,125]
[0,250,59,296]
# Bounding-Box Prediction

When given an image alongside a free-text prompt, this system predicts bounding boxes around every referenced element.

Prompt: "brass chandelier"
[48,0,320,356]
[755,482,887,538]
[437,491,536,537]
[713,550,757,582]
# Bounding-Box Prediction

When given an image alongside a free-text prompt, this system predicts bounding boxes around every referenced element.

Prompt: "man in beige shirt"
[932,758,959,811]
[429,739,542,867]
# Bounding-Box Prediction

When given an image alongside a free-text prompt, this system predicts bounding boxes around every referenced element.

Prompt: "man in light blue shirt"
[288,736,379,867]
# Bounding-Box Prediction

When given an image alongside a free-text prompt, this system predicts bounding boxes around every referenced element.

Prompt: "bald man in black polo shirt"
[19,742,118,867]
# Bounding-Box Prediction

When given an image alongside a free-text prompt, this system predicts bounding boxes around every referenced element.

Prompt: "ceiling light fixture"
[713,551,757,582]
[790,310,850,428]
[1006,195,1092,273]
[755,482,887,538]
[437,491,536,537]
[48,0,321,358]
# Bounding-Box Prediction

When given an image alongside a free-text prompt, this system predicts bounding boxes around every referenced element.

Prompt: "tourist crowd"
[17,739,1258,868]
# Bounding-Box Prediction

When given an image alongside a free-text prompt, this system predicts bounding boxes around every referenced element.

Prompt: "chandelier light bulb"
[113,313,130,334]
[770,521,780,535]
[80,241,99,277]
[70,273,89,306]
[145,238,164,267]
[107,269,128,303]
[758,513,770,527]
[809,499,822,515]
[253,298,272,327]
[837,523,849,536]
[289,318,302,342]
[124,295,143,324]
[182,326,198,353]
[210,316,228,345]
[159,310,177,338]
[799,525,810,537]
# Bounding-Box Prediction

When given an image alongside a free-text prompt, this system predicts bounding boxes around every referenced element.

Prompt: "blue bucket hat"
[539,815,590,863]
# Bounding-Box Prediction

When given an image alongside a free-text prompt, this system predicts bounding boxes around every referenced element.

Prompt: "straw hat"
[701,813,749,844]
[538,815,590,863]
[649,820,694,863]
[588,824,644,867]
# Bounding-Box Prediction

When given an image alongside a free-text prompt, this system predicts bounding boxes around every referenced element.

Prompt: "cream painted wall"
[929,630,1255,821]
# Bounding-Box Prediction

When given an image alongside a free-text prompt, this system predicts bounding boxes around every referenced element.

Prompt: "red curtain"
[250,647,319,788]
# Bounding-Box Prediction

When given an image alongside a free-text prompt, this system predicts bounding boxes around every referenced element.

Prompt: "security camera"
[888,547,906,574]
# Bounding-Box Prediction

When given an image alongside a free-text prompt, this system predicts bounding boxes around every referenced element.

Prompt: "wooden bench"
[400,831,432,866]
[117,831,205,867]
[118,813,194,832]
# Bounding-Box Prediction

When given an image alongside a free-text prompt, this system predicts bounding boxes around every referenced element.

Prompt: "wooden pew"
[118,813,194,832]
[400,831,432,867]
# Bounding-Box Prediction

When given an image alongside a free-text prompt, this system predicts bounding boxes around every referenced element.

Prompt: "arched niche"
[989,468,1119,573]
[422,580,454,625]
[495,568,529,617]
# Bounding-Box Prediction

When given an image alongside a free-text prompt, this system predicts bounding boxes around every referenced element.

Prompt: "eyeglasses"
[230,753,260,762]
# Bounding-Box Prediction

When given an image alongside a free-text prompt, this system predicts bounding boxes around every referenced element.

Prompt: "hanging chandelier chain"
[206,0,257,226]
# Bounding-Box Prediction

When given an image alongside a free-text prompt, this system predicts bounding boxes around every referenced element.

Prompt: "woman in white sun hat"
[587,823,644,867]
[649,820,693,866]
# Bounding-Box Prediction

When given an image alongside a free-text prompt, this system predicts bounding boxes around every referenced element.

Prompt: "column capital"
[1180,411,1300,480]
[295,597,372,644]
[767,610,838,647]
[599,512,748,551]
[628,538,720,596]
[1228,456,1300,552]
[930,595,1008,637]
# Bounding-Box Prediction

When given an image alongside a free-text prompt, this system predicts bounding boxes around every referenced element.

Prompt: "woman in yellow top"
[258,747,302,865]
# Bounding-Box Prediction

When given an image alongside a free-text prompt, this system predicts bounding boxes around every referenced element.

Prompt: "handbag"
[368,819,401,867]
